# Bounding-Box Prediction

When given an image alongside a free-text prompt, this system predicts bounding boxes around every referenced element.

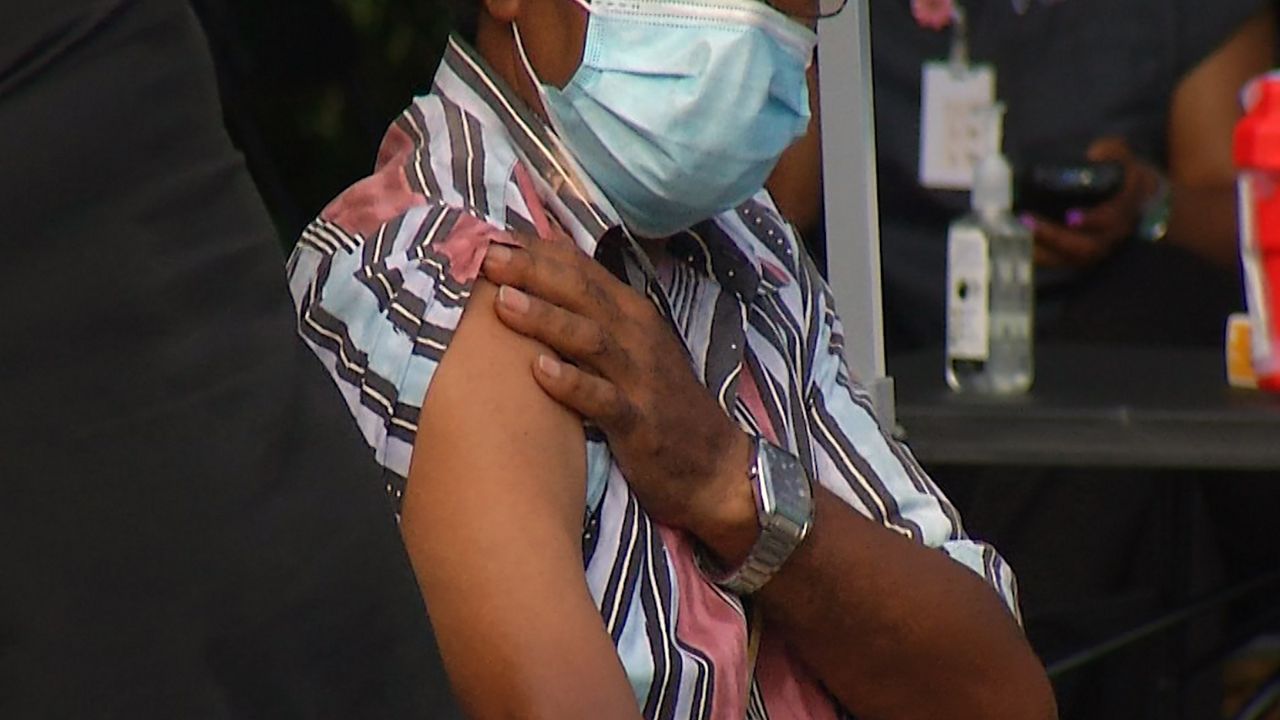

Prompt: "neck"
[475,20,553,126]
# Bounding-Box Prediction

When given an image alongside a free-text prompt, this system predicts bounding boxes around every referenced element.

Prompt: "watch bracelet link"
[713,512,812,595]
[696,438,814,596]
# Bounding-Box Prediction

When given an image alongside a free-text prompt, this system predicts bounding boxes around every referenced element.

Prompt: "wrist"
[695,438,816,596]
[685,429,758,568]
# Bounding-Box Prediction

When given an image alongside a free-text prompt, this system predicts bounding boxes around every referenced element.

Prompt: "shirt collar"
[434,35,769,299]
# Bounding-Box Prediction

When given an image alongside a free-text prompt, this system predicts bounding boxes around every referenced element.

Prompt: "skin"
[484,237,1055,720]
[767,5,1276,270]
[480,5,1054,718]
[1032,0,1276,269]
[1163,4,1276,269]
[405,1,1057,718]
[766,64,824,233]
[401,280,642,719]
[403,10,638,720]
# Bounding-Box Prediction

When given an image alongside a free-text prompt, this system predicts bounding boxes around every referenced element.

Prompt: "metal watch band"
[697,438,814,596]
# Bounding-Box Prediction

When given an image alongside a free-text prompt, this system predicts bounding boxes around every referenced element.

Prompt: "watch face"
[759,442,813,527]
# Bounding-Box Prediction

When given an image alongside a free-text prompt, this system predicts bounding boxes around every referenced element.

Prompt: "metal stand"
[818,1,895,429]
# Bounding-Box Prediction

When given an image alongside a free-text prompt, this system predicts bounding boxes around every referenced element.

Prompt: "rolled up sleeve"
[286,202,510,507]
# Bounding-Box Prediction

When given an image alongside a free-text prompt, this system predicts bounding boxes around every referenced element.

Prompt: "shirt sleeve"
[802,260,1022,622]
[286,200,509,506]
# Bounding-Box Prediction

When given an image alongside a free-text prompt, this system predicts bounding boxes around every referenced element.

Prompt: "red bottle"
[1234,72,1280,392]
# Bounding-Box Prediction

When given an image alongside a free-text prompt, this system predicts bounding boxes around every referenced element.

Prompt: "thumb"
[1086,136,1132,163]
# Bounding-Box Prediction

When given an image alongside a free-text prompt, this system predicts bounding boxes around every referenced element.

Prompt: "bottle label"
[947,226,990,361]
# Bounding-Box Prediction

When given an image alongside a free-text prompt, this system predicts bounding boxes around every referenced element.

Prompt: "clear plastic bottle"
[945,105,1034,394]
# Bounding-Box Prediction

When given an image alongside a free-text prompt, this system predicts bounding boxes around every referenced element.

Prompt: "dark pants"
[0,1,458,716]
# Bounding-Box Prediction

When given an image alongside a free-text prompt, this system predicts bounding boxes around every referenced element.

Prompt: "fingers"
[495,285,624,374]
[1085,136,1133,163]
[1073,161,1154,242]
[482,239,621,321]
[1034,243,1071,268]
[1073,201,1130,240]
[1085,135,1158,217]
[1027,215,1109,269]
[483,242,592,315]
[533,354,636,432]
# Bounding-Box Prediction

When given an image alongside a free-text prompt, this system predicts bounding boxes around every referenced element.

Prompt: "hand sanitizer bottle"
[945,104,1034,393]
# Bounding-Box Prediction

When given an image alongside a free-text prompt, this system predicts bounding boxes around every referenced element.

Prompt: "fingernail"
[486,244,512,266]
[537,354,561,378]
[498,285,529,312]
[1019,213,1036,231]
[1065,209,1086,228]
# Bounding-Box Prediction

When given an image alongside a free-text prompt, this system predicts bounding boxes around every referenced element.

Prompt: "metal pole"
[818,2,895,428]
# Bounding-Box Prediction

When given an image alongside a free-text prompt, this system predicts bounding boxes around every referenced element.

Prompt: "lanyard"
[948,3,970,76]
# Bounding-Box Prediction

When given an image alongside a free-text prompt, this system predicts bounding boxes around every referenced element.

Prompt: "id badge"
[919,62,996,191]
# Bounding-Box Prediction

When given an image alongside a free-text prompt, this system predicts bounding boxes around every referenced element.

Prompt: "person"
[765,63,828,262]
[872,0,1276,353]
[0,1,459,716]
[865,3,1280,718]
[287,0,1057,716]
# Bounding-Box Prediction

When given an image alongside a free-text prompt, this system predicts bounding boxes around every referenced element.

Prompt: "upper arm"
[399,279,639,719]
[1169,4,1276,187]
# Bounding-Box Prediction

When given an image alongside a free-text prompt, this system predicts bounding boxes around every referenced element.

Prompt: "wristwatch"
[697,438,815,595]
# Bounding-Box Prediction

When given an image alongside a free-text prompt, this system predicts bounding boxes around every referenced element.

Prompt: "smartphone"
[1015,161,1125,223]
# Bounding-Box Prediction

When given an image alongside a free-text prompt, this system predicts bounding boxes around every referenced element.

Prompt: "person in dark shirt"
[0,1,459,716]
[872,0,1275,352]
[866,3,1280,718]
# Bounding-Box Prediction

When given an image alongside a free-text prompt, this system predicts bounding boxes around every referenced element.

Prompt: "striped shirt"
[287,35,1021,720]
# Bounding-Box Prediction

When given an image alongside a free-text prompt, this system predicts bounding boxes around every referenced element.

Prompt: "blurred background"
[191,0,456,243]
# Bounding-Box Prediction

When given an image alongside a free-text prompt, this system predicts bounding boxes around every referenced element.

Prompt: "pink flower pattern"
[913,0,1069,30]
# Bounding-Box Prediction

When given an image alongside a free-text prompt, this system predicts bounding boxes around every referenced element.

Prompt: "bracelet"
[1139,171,1171,243]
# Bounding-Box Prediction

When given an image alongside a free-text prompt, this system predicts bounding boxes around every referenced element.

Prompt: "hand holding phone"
[1017,137,1161,269]
[1015,160,1125,223]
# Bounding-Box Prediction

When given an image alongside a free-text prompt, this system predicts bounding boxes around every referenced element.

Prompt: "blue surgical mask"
[514,0,817,238]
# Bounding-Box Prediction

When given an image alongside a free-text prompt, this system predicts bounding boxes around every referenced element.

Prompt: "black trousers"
[0,1,458,716]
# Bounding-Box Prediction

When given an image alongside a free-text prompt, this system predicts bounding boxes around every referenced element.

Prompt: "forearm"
[759,490,1053,719]
[693,448,1054,720]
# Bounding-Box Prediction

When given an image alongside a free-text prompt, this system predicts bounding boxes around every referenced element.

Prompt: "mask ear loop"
[511,0,593,82]
[511,22,545,104]
[511,21,582,189]
[512,3,661,269]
